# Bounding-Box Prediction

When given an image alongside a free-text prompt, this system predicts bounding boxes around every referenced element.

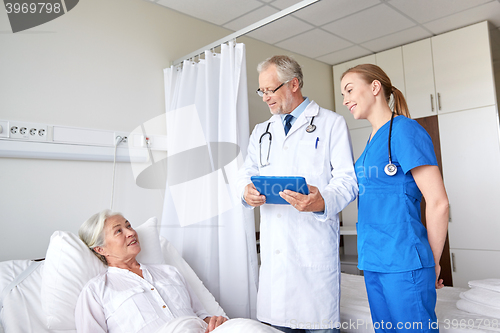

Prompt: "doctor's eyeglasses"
[256,79,290,97]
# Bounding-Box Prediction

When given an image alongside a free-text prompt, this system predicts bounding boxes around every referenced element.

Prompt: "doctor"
[238,55,358,332]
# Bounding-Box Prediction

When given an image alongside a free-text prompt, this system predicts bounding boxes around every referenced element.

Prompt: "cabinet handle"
[451,253,456,272]
[438,93,442,110]
[448,204,451,222]
[430,94,435,112]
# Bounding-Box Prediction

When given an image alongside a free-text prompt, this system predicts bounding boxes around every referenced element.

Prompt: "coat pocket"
[293,140,325,176]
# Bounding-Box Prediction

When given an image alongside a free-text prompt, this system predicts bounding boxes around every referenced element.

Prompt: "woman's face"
[340,72,375,120]
[99,215,141,263]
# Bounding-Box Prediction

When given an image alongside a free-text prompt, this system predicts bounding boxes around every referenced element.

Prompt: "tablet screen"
[251,176,309,205]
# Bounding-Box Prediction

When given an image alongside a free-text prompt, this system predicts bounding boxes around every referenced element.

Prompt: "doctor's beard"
[269,89,295,115]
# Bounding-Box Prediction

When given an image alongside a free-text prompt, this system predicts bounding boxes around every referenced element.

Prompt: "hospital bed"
[1,218,498,333]
[340,273,500,333]
[0,217,277,333]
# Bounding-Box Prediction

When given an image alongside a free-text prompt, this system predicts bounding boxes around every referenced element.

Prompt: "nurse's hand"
[435,264,444,289]
[280,185,325,212]
[244,183,266,207]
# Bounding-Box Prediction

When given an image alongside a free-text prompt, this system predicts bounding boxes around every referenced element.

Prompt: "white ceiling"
[146,0,500,65]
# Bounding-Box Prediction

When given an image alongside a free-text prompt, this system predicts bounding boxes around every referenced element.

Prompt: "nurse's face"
[341,72,375,120]
[258,65,294,115]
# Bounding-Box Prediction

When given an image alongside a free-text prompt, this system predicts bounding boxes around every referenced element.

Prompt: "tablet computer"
[251,176,309,205]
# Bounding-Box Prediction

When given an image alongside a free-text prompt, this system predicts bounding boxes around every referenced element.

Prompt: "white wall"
[0,0,334,260]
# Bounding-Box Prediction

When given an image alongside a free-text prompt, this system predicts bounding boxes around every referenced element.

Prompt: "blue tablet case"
[251,176,309,205]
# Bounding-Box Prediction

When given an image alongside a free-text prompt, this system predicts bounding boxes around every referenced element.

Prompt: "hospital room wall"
[0,0,334,261]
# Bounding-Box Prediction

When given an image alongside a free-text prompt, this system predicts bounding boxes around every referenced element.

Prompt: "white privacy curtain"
[161,42,258,319]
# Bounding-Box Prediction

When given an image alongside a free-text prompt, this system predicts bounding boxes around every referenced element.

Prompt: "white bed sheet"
[0,259,72,333]
[157,316,281,333]
[340,273,500,333]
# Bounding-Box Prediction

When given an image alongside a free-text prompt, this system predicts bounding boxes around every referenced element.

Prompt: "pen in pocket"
[315,137,319,149]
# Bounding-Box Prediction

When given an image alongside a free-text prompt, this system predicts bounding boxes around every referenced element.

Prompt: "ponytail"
[391,86,410,118]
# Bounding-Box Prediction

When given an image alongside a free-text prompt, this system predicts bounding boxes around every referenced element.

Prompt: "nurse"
[340,64,449,332]
[238,55,358,332]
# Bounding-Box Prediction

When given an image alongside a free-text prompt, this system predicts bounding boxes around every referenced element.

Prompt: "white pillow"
[41,216,163,330]
[160,237,226,317]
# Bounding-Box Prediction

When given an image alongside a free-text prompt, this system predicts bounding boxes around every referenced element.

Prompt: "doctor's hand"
[280,185,325,212]
[204,316,228,332]
[244,183,266,207]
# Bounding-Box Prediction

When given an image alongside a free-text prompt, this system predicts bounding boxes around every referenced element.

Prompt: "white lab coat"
[238,101,358,328]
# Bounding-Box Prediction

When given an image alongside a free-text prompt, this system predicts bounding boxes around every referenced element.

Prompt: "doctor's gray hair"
[79,209,122,265]
[257,55,304,89]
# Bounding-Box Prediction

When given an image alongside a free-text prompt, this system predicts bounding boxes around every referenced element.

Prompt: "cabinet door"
[403,39,437,119]
[341,126,372,226]
[450,249,500,288]
[376,46,406,97]
[432,21,496,114]
[438,106,500,251]
[333,55,375,129]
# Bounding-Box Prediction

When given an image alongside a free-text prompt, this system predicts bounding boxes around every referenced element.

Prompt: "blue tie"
[284,114,294,135]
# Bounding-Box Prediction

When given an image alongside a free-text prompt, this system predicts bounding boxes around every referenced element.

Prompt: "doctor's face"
[341,72,375,120]
[258,65,294,115]
[98,215,141,264]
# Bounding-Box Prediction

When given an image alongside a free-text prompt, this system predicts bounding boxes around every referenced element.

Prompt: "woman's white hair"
[79,209,122,265]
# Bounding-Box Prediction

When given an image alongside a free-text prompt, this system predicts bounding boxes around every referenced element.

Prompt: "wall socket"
[9,121,48,141]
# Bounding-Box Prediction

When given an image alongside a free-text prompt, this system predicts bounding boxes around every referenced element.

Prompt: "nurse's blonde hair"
[341,64,410,118]
[79,209,122,265]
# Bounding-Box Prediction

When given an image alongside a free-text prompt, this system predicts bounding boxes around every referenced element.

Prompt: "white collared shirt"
[75,264,209,333]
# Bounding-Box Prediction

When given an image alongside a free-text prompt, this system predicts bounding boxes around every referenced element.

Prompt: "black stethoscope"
[259,116,316,167]
[384,112,397,176]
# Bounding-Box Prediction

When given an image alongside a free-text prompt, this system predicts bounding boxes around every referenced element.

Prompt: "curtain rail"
[172,0,321,66]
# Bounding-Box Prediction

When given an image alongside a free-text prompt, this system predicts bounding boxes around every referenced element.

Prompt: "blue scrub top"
[355,115,438,272]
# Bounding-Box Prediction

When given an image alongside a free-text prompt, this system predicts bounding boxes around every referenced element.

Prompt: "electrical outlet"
[114,132,129,146]
[9,121,48,141]
[0,120,9,138]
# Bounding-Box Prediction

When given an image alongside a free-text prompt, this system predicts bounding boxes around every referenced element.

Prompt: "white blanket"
[461,288,500,309]
[469,279,500,293]
[158,317,282,333]
[456,299,500,320]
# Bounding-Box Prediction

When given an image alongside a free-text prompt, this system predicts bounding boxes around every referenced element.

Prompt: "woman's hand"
[204,316,228,332]
[435,264,444,289]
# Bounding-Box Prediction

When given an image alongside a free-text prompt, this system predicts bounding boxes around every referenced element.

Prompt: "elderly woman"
[75,210,227,333]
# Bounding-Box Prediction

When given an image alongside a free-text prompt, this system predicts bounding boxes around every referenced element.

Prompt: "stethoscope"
[384,111,397,176]
[259,116,316,167]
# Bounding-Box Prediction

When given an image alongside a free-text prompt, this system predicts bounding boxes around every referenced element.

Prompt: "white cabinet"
[432,21,496,114]
[340,126,372,258]
[438,106,500,251]
[376,47,406,98]
[450,250,500,288]
[341,126,372,227]
[402,39,437,119]
[333,55,375,129]
[403,21,496,119]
